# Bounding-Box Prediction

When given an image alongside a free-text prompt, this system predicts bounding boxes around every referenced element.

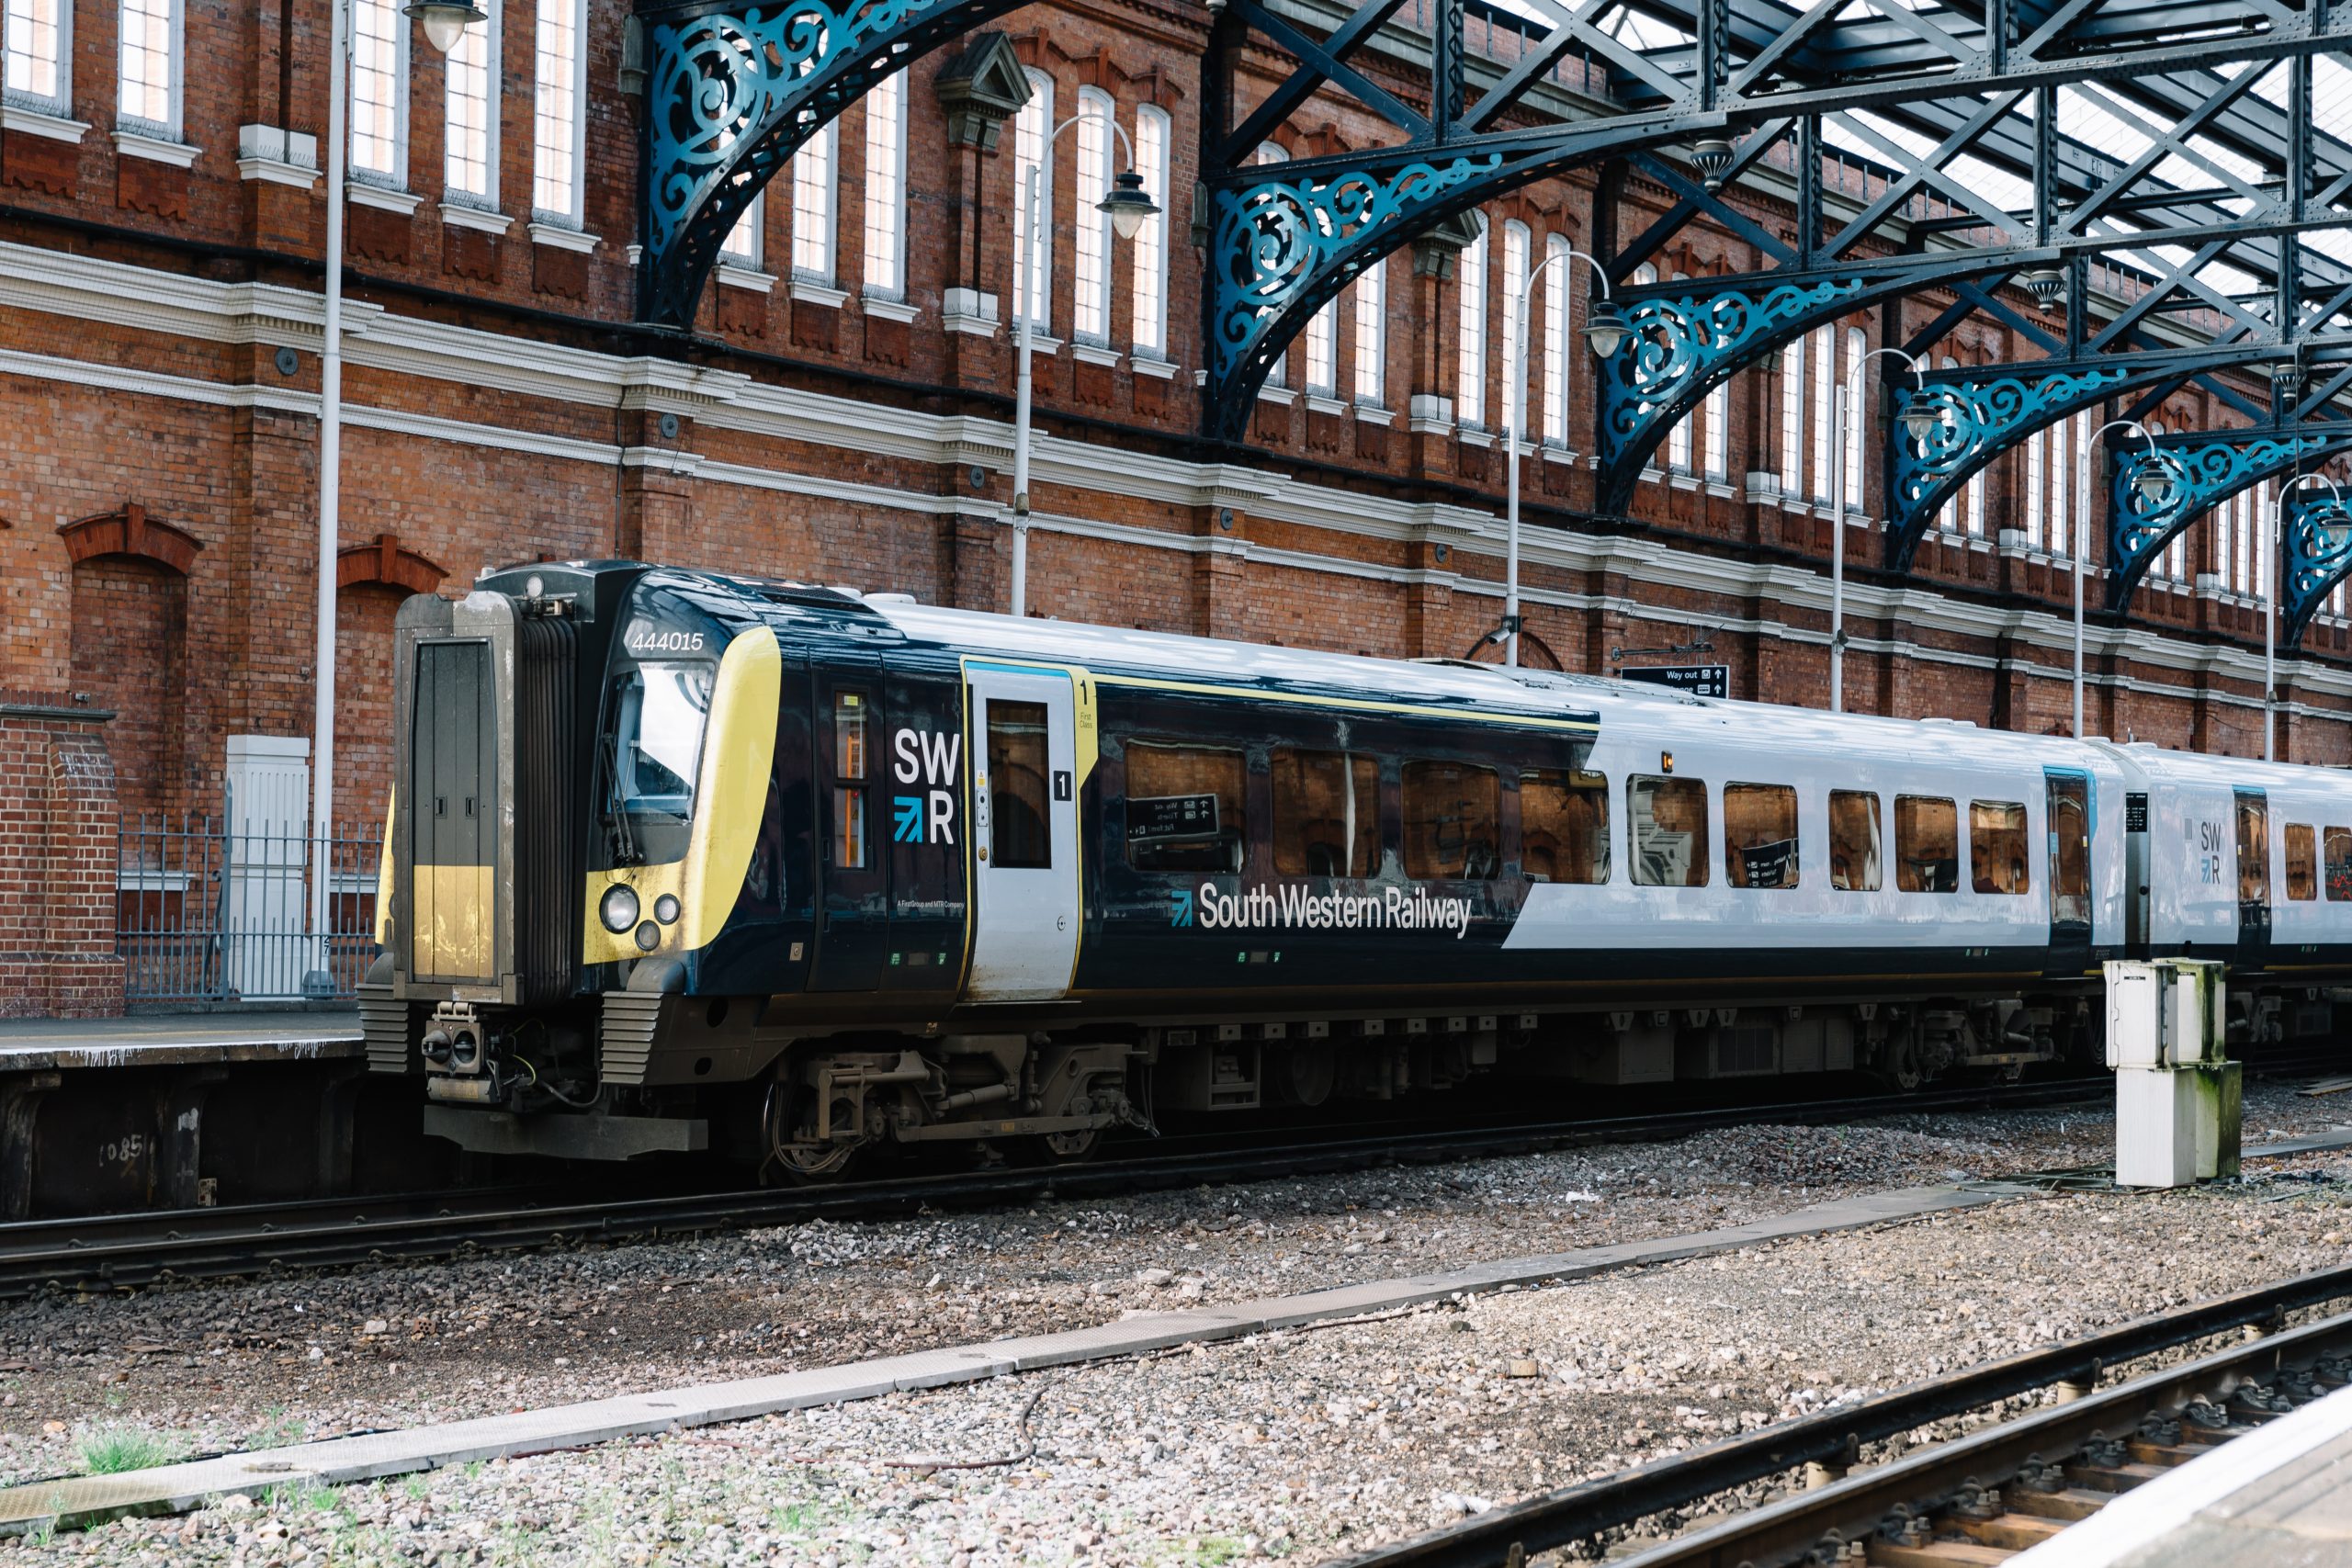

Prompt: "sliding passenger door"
[2044,770,2093,974]
[811,658,889,991]
[967,664,1080,1000]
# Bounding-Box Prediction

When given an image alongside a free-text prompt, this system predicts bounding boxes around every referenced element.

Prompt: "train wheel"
[762,1082,863,1184]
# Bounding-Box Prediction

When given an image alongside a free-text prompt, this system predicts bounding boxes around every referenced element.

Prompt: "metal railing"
[117,815,384,1004]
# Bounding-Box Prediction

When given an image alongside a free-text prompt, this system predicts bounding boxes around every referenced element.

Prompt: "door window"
[2327,827,2352,902]
[1272,750,1380,877]
[2286,823,2317,901]
[1894,795,1958,893]
[987,700,1052,869]
[1521,769,1609,884]
[1629,775,1709,887]
[2236,794,2271,909]
[1403,761,1500,880]
[1724,784,1799,889]
[2048,777,2090,925]
[831,691,869,869]
[1969,802,2030,895]
[1829,790,1881,891]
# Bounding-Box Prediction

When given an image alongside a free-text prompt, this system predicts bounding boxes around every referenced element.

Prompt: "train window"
[1628,775,1709,887]
[2326,828,2352,901]
[1403,761,1500,880]
[987,701,1054,869]
[1521,769,1609,885]
[1272,750,1380,877]
[1126,742,1247,873]
[1894,796,1958,893]
[831,692,868,870]
[2237,795,2271,908]
[2286,823,2317,901]
[2049,776,2091,926]
[1829,791,1882,891]
[1724,784,1799,889]
[612,661,715,824]
[1969,802,2029,895]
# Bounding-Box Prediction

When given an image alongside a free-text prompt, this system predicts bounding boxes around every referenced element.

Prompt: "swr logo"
[891,728,960,844]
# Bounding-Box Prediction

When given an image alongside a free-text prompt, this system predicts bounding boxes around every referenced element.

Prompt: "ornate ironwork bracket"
[1591,275,1867,516]
[2103,429,2351,613]
[2284,496,2352,649]
[637,0,1026,328]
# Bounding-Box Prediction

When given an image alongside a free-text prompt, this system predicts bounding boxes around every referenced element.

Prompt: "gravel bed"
[0,1083,2346,1564]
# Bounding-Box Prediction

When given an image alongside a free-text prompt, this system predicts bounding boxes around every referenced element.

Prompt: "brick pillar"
[0,706,125,1019]
[1401,537,1459,658]
[616,409,699,561]
[946,512,1002,612]
[1192,502,1250,640]
[1405,218,1478,481]
[933,34,1026,391]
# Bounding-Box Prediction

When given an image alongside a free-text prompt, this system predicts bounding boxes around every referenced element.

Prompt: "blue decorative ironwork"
[1207,153,1501,434]
[2282,497,2352,648]
[1590,277,1865,514]
[638,0,1023,327]
[2105,432,2343,612]
[1883,367,2130,571]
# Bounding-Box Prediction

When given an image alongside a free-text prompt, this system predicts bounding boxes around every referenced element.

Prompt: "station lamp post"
[2267,470,2344,761]
[1500,247,1628,667]
[1009,112,1159,618]
[306,0,483,987]
[1827,348,1946,713]
[2070,421,2170,740]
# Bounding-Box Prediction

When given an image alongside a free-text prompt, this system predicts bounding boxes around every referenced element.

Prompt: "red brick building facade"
[0,0,2340,1011]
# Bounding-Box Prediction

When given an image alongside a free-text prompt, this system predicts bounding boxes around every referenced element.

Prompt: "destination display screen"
[1128,794,1221,843]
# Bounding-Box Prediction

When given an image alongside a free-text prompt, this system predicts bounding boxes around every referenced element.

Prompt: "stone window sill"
[440,201,512,234]
[1071,342,1121,368]
[3,104,86,142]
[527,220,599,254]
[1353,402,1394,426]
[115,127,198,166]
[790,277,849,309]
[862,292,918,323]
[1131,355,1178,380]
[717,263,775,293]
[350,184,424,216]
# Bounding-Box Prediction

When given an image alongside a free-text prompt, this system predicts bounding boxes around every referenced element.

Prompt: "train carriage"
[360,560,2350,1173]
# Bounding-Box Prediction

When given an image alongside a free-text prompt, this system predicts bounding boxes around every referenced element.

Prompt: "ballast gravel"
[0,1083,2347,1565]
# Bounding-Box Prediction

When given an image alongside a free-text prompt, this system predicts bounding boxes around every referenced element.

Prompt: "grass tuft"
[74,1423,189,1475]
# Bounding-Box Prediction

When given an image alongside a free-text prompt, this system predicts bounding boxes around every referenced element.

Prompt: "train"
[359,559,2346,1175]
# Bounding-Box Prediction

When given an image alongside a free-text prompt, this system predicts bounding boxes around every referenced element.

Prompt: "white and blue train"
[367,562,2344,1171]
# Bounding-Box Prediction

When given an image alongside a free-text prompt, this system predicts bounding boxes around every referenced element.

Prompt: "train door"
[811,660,889,991]
[2044,769,2093,971]
[967,664,1080,1000]
[2123,791,2151,956]
[2235,787,2272,970]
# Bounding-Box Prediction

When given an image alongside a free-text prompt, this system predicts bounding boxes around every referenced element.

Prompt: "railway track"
[0,1077,2105,1299]
[1325,1266,2352,1568]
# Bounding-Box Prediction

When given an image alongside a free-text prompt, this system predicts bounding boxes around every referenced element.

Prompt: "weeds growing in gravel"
[74,1422,189,1475]
[245,1404,307,1450]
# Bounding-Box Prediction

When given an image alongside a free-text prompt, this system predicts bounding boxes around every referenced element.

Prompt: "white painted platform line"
[0,1181,2007,1535]
[2005,1383,2352,1567]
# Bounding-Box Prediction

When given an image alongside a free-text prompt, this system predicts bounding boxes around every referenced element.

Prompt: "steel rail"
[1320,1264,2352,1567]
[0,1078,2105,1299]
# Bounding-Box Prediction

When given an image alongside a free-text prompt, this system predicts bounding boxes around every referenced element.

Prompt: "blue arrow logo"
[892,796,922,843]
[1170,888,1193,927]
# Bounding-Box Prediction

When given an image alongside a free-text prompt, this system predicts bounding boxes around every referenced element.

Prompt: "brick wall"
[0,706,124,1018]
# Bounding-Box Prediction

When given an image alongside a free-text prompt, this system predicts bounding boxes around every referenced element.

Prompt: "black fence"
[117,815,384,1004]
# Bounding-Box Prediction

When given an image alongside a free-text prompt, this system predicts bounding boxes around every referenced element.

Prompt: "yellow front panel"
[412,863,493,978]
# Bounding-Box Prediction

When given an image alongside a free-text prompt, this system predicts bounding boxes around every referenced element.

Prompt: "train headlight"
[600,884,639,933]
[654,894,680,926]
[635,920,662,953]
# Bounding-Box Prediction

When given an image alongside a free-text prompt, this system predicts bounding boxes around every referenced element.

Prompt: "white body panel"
[967,665,1081,1000]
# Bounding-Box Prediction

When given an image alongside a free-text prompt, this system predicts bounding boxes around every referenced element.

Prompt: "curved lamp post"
[2268,469,2345,761]
[305,0,481,987]
[1498,247,1627,666]
[1010,111,1159,618]
[1828,347,1946,713]
[2070,421,2168,739]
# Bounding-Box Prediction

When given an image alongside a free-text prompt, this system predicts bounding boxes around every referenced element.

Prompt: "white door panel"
[967,666,1080,999]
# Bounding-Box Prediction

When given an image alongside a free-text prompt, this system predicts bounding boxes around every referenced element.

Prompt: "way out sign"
[1620,663,1728,699]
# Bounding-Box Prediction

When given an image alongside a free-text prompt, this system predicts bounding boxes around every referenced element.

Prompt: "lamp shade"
[404,0,486,52]
[1582,298,1631,360]
[1688,136,1735,193]
[1899,389,1946,443]
[1098,171,1159,242]
[2133,461,2175,502]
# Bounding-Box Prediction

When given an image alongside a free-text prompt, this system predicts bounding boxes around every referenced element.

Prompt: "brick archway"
[57,502,203,574]
[336,533,448,595]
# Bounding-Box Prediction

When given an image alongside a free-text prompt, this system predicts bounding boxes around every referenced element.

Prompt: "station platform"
[2012,1382,2352,1566]
[0,1010,363,1072]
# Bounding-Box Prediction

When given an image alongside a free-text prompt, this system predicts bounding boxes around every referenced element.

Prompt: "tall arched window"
[1256,143,1289,386]
[1011,72,1057,330]
[1935,356,1960,533]
[2050,418,2072,556]
[1352,255,1385,407]
[1130,106,1170,359]
[1667,272,1692,473]
[1499,222,1532,443]
[1456,220,1489,426]
[1778,330,1804,501]
[861,68,908,299]
[2027,428,2046,549]
[1073,87,1114,344]
[1840,328,1865,508]
[1809,325,1833,502]
[790,118,839,283]
[1541,235,1568,446]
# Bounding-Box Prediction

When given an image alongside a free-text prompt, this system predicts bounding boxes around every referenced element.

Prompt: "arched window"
[1840,327,1864,508]
[1667,271,1692,473]
[1352,254,1386,408]
[1542,233,1568,446]
[1936,356,1960,533]
[1778,331,1804,501]
[2027,428,2046,549]
[1130,105,1170,359]
[1256,142,1289,386]
[1702,368,1729,481]
[790,118,838,283]
[1011,71,1057,329]
[1500,221,1531,439]
[1809,325,1833,502]
[1073,86,1114,344]
[861,67,908,299]
[2050,417,2072,557]
[1456,219,1489,427]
